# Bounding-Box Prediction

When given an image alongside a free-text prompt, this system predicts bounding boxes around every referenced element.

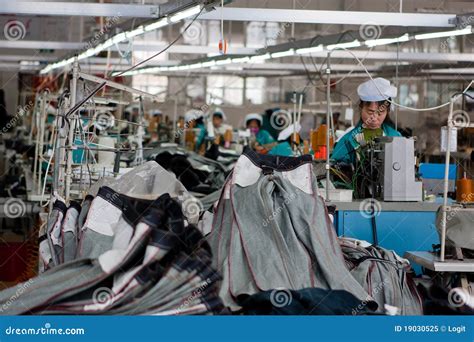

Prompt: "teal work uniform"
[268,141,292,156]
[256,129,275,146]
[195,123,207,150]
[331,121,401,165]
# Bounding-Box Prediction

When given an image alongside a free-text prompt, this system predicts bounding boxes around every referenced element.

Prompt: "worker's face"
[361,101,388,129]
[247,120,260,133]
[213,115,223,128]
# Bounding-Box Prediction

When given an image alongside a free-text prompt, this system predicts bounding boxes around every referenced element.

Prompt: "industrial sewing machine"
[355,136,423,202]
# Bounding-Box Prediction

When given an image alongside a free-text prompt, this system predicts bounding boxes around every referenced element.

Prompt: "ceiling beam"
[200,8,456,27]
[0,40,256,55]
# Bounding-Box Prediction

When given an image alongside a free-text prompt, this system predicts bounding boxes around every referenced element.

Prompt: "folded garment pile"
[207,149,370,310]
[0,162,224,315]
[339,238,423,315]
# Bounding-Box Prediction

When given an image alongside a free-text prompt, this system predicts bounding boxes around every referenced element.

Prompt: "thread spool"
[456,173,474,203]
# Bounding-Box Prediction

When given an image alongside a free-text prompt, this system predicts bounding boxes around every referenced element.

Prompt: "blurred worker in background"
[184,109,206,151]
[331,78,401,166]
[268,122,302,157]
[245,113,276,153]
[212,108,232,136]
[148,109,171,143]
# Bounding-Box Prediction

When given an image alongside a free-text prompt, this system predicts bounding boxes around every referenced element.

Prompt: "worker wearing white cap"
[245,113,275,153]
[331,77,401,165]
[212,108,233,137]
[268,122,302,157]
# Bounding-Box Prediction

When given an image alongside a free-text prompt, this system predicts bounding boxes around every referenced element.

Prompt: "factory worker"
[149,109,171,143]
[331,77,401,165]
[212,108,233,136]
[184,109,207,150]
[268,122,302,157]
[245,113,276,153]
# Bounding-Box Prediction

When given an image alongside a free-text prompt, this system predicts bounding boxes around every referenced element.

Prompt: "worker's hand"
[255,145,265,153]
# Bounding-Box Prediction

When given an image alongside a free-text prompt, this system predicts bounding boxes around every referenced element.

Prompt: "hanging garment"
[339,237,424,315]
[236,288,378,315]
[435,205,474,251]
[0,192,224,316]
[207,149,369,310]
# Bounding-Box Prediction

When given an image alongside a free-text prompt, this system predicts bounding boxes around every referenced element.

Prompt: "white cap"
[278,122,301,141]
[212,108,226,121]
[244,113,263,126]
[150,109,162,116]
[184,109,204,123]
[357,77,397,102]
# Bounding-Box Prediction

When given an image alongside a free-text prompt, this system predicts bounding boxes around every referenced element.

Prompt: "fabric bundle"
[0,163,224,315]
[339,238,424,315]
[207,149,369,310]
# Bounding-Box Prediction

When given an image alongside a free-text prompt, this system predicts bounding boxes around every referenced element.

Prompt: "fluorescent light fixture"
[250,53,271,62]
[215,58,232,65]
[231,56,250,63]
[187,63,202,69]
[126,26,145,39]
[271,49,295,58]
[415,26,472,40]
[169,5,201,23]
[296,45,323,55]
[365,34,410,47]
[201,60,217,67]
[327,40,361,50]
[144,19,168,32]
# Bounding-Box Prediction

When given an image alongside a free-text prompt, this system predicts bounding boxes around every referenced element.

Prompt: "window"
[245,77,266,104]
[207,75,243,105]
[132,75,168,101]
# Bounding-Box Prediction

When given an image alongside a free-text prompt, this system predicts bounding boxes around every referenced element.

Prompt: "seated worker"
[212,109,233,136]
[184,109,207,151]
[331,77,401,166]
[149,109,171,143]
[245,113,276,153]
[268,123,302,157]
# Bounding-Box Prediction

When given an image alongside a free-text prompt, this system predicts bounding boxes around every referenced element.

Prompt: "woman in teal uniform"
[245,113,276,153]
[331,77,401,166]
[185,109,207,151]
